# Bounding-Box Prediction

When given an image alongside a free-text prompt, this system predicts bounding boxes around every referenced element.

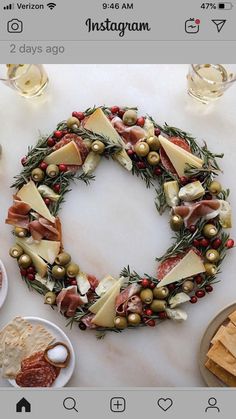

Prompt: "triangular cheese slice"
[17,180,55,224]
[16,239,48,277]
[89,278,120,314]
[16,238,60,264]
[84,108,132,171]
[44,141,82,165]
[91,278,123,327]
[159,136,203,177]
[157,250,205,288]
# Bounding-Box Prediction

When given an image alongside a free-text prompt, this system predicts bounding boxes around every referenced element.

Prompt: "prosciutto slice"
[111,116,146,145]
[29,217,60,241]
[56,286,84,317]
[54,133,89,163]
[87,274,99,291]
[81,313,97,329]
[5,198,31,228]
[173,200,220,227]
[116,283,141,316]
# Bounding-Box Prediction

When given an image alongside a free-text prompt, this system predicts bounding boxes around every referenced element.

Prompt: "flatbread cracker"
[211,325,226,344]
[205,358,236,387]
[22,325,54,357]
[2,341,26,379]
[0,317,31,366]
[228,310,236,327]
[219,322,236,358]
[207,340,236,377]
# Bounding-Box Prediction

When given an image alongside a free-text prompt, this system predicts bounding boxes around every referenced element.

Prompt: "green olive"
[140,288,153,305]
[204,262,217,276]
[153,286,169,299]
[9,244,24,259]
[114,316,128,329]
[44,291,57,305]
[205,249,220,263]
[203,223,218,239]
[123,110,137,126]
[208,181,222,195]
[55,252,71,266]
[182,280,194,293]
[150,299,167,313]
[91,140,105,154]
[31,168,45,182]
[134,142,150,157]
[83,138,92,150]
[14,227,28,238]
[147,151,160,166]
[18,254,32,269]
[146,136,160,151]
[46,164,59,178]
[170,215,184,232]
[52,265,66,279]
[127,313,141,326]
[66,263,80,278]
[67,116,80,129]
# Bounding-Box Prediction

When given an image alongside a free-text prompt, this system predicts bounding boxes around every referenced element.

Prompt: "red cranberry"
[72,111,85,120]
[79,322,87,331]
[21,156,27,166]
[144,309,153,316]
[146,319,156,327]
[193,239,200,247]
[54,130,63,139]
[195,275,203,285]
[226,239,234,249]
[110,106,120,114]
[20,269,27,276]
[211,238,222,249]
[141,278,150,288]
[180,176,188,185]
[70,280,77,286]
[154,128,161,136]
[127,149,134,157]
[39,161,48,171]
[159,311,168,319]
[149,282,156,289]
[190,296,198,304]
[136,161,146,170]
[200,238,210,247]
[189,225,196,233]
[195,290,206,298]
[47,137,55,147]
[53,184,61,193]
[168,283,176,291]
[59,164,68,172]
[136,117,145,127]
[154,167,162,176]
[118,109,125,118]
[27,273,35,281]
[27,266,35,274]
[205,285,213,293]
[44,198,51,206]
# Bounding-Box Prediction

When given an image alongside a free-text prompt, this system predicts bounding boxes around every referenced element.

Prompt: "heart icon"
[157,398,173,412]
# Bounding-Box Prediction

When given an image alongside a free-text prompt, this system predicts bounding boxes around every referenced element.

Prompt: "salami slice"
[157,255,183,281]
[16,365,55,387]
[54,133,89,162]
[21,351,44,370]
[160,137,191,175]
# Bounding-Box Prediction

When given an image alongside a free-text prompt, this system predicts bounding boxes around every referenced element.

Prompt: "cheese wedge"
[35,273,55,291]
[16,238,60,264]
[90,279,120,314]
[159,135,203,177]
[16,239,48,277]
[92,278,123,327]
[17,180,55,224]
[164,180,179,207]
[44,141,82,165]
[157,250,205,287]
[84,108,132,171]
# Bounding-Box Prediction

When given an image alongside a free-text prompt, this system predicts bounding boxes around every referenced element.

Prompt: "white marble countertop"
[0,64,235,387]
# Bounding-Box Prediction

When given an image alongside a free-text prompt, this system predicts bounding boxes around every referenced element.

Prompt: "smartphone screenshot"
[0,0,235,417]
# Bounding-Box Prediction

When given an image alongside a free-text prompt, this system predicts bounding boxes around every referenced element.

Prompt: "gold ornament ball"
[182,280,194,293]
[14,226,28,238]
[67,116,80,129]
[150,299,167,313]
[205,249,220,263]
[208,181,222,195]
[153,286,169,299]
[203,223,218,239]
[140,288,153,305]
[91,140,105,154]
[146,136,160,151]
[55,252,71,266]
[134,142,150,157]
[52,265,66,280]
[31,168,45,182]
[170,214,184,232]
[18,254,32,269]
[46,164,59,178]
[127,313,141,326]
[44,291,57,305]
[123,110,137,126]
[9,244,24,259]
[114,316,128,329]
[66,263,80,278]
[147,151,160,166]
[204,262,217,276]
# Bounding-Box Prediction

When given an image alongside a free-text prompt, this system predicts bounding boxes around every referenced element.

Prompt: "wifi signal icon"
[47,2,56,10]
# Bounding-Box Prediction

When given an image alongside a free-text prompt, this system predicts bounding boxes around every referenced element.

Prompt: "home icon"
[16,398,31,413]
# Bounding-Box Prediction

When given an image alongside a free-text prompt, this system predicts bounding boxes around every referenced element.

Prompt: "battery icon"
[218,2,233,9]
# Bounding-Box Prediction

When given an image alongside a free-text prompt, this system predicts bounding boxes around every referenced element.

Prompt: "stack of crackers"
[0,317,54,379]
[205,310,236,386]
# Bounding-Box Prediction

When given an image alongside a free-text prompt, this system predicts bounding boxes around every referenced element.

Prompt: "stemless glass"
[0,64,48,98]
[187,64,236,104]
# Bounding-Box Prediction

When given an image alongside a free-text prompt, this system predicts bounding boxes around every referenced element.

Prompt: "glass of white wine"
[187,64,236,104]
[0,64,48,98]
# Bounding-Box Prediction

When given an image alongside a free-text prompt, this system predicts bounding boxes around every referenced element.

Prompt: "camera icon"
[7,18,23,33]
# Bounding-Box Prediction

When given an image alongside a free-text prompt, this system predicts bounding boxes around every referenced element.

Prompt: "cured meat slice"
[5,198,31,228]
[116,283,141,316]
[16,365,55,387]
[87,274,99,291]
[111,116,146,145]
[29,217,60,241]
[21,351,44,370]
[157,255,183,281]
[54,134,89,163]
[81,313,97,329]
[56,286,84,317]
[160,137,191,174]
[173,199,220,227]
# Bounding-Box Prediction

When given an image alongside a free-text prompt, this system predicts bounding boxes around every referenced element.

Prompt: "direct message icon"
[157,398,173,412]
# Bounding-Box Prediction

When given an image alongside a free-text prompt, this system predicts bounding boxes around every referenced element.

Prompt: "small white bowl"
[0,260,8,310]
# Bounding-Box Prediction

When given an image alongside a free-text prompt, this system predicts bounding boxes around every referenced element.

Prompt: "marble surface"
[0,64,235,387]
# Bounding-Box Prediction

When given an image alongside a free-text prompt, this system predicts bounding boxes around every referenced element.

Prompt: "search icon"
[63,397,78,413]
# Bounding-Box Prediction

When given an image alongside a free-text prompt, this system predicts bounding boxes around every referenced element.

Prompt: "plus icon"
[110,397,126,413]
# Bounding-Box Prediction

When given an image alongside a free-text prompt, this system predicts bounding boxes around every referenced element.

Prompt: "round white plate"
[0,260,8,310]
[9,317,75,388]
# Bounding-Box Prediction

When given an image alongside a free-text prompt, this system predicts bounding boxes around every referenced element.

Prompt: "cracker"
[23,325,54,356]
[2,341,26,379]
[211,325,226,344]
[228,310,236,326]
[205,358,236,387]
[219,322,236,358]
[207,340,236,376]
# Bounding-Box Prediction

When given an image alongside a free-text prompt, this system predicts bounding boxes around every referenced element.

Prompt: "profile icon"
[205,397,220,413]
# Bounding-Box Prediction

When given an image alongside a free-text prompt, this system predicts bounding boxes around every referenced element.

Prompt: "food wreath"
[6,106,234,337]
